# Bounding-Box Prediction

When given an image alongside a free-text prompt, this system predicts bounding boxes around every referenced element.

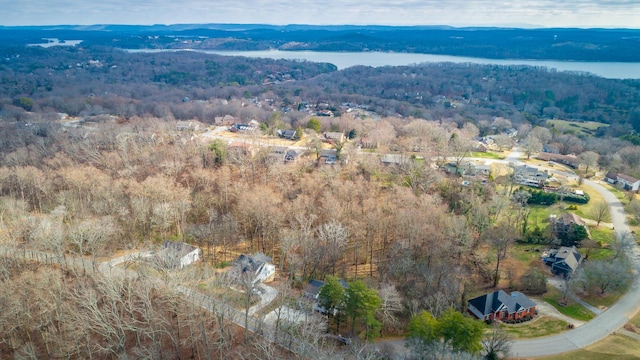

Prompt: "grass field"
[538,333,640,360]
[541,287,595,321]
[500,316,568,339]
[468,151,506,160]
[547,119,609,137]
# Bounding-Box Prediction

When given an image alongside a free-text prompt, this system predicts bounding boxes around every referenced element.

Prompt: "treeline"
[3,25,640,62]
[2,46,640,133]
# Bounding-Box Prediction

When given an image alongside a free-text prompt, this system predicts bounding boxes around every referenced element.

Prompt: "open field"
[500,316,568,339]
[535,333,640,360]
[546,119,609,137]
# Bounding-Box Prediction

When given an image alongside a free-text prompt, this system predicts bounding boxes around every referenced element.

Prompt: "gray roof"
[468,290,536,317]
[550,246,583,272]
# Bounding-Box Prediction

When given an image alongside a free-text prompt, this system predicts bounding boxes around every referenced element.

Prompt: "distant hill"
[1,24,640,62]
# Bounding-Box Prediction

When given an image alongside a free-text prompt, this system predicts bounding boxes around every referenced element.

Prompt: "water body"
[127,48,640,80]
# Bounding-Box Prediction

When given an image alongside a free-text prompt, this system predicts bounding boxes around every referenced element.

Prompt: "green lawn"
[468,151,505,160]
[541,288,595,321]
[589,227,616,246]
[547,119,609,137]
[499,316,568,338]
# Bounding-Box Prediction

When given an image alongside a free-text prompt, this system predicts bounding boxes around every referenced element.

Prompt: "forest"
[3,24,640,62]
[0,39,640,359]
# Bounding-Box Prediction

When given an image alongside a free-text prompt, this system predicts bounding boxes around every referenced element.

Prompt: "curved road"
[497,150,640,357]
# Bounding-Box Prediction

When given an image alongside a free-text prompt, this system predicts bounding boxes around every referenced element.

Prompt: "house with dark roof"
[234,253,276,284]
[467,290,536,322]
[320,149,338,164]
[304,278,349,314]
[543,246,583,277]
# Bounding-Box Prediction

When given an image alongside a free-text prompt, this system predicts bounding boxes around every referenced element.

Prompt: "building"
[543,246,583,277]
[235,253,276,284]
[467,290,536,322]
[304,278,349,314]
[513,165,549,188]
[160,241,201,269]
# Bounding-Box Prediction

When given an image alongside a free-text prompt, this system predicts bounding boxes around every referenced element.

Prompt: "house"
[504,128,518,138]
[160,241,201,269]
[277,129,298,140]
[467,290,536,322]
[285,149,303,163]
[551,212,590,241]
[605,172,618,184]
[176,121,201,132]
[513,165,549,188]
[536,152,579,168]
[214,114,238,126]
[268,146,288,163]
[380,153,412,166]
[543,246,583,277]
[235,253,276,284]
[304,279,327,300]
[320,149,338,164]
[304,278,349,314]
[324,132,345,143]
[617,173,640,192]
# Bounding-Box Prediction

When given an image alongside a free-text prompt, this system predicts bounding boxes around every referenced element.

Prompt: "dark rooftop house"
[468,290,536,322]
[544,246,583,277]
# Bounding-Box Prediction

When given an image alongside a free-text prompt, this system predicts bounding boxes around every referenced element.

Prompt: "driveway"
[510,178,640,357]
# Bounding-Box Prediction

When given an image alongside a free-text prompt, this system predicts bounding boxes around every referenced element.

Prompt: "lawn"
[499,316,568,338]
[547,119,609,137]
[468,151,505,160]
[541,287,595,321]
[538,333,640,360]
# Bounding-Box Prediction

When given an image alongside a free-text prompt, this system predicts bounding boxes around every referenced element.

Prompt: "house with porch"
[543,245,583,277]
[467,290,536,322]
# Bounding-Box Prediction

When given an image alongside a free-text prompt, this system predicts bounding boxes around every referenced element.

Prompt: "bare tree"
[590,201,610,227]
[482,325,513,360]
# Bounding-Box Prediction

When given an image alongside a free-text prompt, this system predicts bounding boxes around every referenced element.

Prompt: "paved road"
[510,176,640,357]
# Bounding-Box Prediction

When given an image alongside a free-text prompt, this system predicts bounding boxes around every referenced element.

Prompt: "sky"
[1,0,640,28]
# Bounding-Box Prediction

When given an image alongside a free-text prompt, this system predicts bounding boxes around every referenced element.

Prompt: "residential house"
[467,290,536,322]
[381,153,412,166]
[543,246,583,277]
[320,149,338,164]
[513,165,549,188]
[235,253,276,284]
[160,241,201,269]
[504,128,518,138]
[536,152,579,168]
[268,146,288,163]
[304,278,349,314]
[605,172,618,184]
[277,129,298,140]
[214,115,238,126]
[551,212,590,241]
[324,132,345,143]
[617,173,640,192]
[176,121,202,132]
[285,149,303,163]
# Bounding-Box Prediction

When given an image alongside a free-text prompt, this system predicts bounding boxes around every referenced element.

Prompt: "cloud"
[0,0,639,28]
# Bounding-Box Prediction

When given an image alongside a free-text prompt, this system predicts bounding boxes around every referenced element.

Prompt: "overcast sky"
[1,0,639,28]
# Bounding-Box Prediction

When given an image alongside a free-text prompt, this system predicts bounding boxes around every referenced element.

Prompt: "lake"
[127,48,640,80]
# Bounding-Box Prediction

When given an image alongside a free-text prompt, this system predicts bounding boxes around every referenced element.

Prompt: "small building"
[235,253,276,284]
[536,152,579,168]
[543,245,583,277]
[304,278,349,314]
[320,149,338,164]
[160,241,201,269]
[467,290,536,322]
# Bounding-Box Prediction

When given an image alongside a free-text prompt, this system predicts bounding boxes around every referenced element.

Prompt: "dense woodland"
[0,40,640,359]
[3,25,640,61]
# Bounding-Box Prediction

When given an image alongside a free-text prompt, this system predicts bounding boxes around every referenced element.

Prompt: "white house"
[162,241,201,269]
[236,253,276,284]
